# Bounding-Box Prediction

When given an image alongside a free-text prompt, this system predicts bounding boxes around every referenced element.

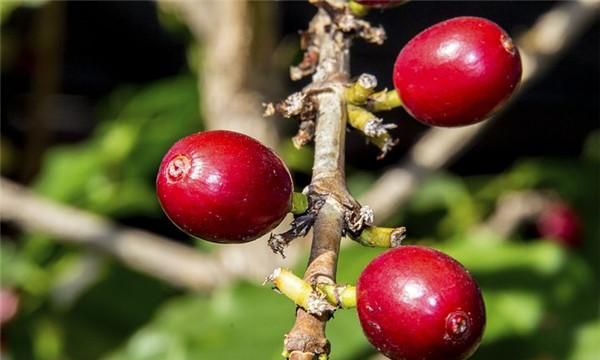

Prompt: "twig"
[359,0,600,224]
[283,6,353,358]
[475,190,552,239]
[0,178,304,291]
[160,0,280,147]
[0,178,221,290]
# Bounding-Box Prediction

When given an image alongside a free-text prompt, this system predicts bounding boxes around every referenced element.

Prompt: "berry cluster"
[156,3,522,359]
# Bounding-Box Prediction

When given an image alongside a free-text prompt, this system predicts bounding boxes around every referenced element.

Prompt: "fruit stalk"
[367,89,403,112]
[355,226,406,248]
[316,283,357,309]
[291,192,310,215]
[283,7,351,360]
[347,104,397,156]
[345,73,377,105]
[267,268,336,315]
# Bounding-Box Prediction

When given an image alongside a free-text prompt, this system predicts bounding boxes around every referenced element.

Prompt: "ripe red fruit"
[357,245,486,360]
[536,202,583,248]
[393,16,522,127]
[156,130,293,243]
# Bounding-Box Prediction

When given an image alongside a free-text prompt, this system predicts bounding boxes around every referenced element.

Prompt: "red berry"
[0,288,19,326]
[536,202,583,248]
[156,130,293,243]
[393,17,522,127]
[357,246,486,360]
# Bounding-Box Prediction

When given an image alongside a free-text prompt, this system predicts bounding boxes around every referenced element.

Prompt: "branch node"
[346,205,374,233]
[280,92,308,118]
[292,121,316,149]
[269,192,326,257]
[291,45,320,81]
[306,291,336,316]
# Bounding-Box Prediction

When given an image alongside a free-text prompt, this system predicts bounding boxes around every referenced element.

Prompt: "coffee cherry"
[156,130,293,243]
[357,245,485,360]
[536,202,582,248]
[393,17,522,127]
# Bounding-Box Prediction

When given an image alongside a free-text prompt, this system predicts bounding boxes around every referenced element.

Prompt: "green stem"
[368,89,403,112]
[267,268,335,315]
[344,74,377,105]
[317,284,356,309]
[348,0,369,17]
[269,268,313,310]
[267,268,356,311]
[355,226,406,248]
[347,104,396,156]
[291,192,309,215]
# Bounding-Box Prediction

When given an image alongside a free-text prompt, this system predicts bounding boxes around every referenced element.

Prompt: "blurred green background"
[1,1,598,360]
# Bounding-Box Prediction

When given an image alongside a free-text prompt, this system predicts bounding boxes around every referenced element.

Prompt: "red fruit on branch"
[536,202,583,248]
[156,130,293,243]
[393,16,522,127]
[357,246,486,360]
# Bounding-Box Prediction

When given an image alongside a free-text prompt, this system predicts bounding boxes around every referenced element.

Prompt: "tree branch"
[475,190,552,239]
[0,178,305,291]
[162,0,281,147]
[283,7,352,358]
[0,178,222,290]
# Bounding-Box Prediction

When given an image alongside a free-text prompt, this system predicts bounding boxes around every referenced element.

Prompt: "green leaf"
[60,264,176,360]
[33,75,200,217]
[278,140,314,174]
[481,290,544,343]
[104,283,291,360]
[0,242,52,295]
[437,240,566,276]
[570,321,600,360]
[402,174,482,237]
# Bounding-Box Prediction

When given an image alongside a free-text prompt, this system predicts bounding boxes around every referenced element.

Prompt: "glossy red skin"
[536,203,583,248]
[156,130,293,243]
[357,246,486,360]
[394,17,522,127]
